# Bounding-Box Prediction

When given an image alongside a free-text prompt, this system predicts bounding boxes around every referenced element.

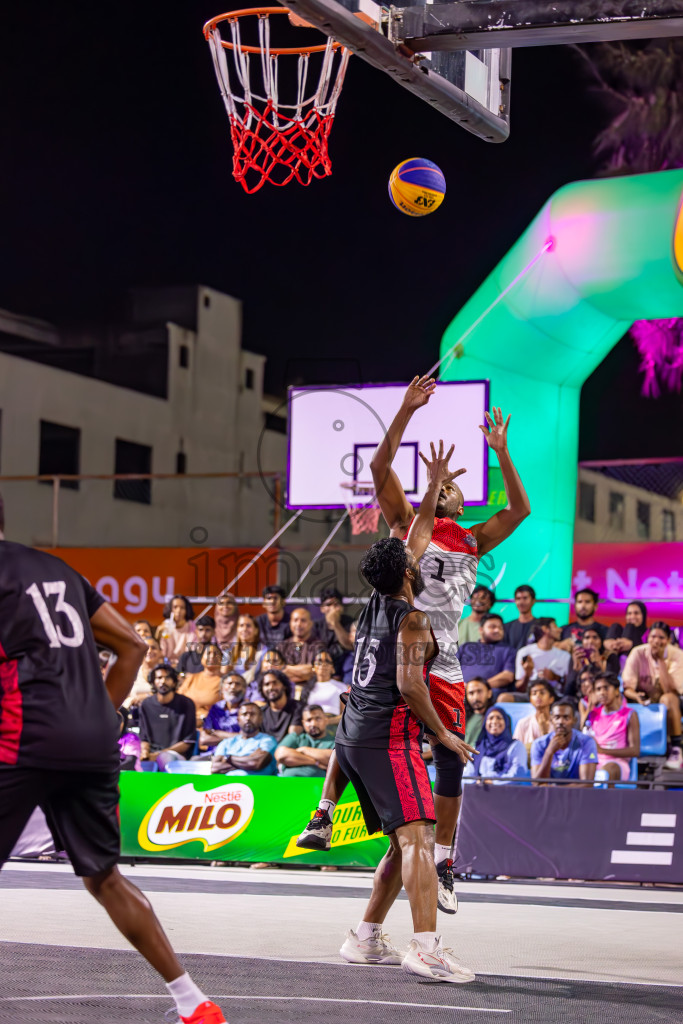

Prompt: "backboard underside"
[280,0,683,141]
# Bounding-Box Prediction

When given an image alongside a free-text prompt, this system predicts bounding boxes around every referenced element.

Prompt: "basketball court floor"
[0,860,681,1023]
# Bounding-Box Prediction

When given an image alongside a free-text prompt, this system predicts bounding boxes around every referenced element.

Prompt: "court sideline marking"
[0,994,510,1012]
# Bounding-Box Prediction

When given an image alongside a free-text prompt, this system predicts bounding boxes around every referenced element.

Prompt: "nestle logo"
[204,790,242,804]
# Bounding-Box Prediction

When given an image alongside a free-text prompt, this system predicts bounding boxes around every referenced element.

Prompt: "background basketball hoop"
[204,8,351,194]
[340,481,382,536]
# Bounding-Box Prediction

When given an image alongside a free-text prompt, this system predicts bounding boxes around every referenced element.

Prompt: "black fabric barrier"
[454,784,683,883]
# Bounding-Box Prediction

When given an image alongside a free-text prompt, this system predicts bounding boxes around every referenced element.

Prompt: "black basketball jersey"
[336,591,429,751]
[0,540,119,771]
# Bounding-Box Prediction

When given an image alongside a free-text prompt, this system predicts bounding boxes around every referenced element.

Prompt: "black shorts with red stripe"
[335,742,435,836]
[425,672,466,799]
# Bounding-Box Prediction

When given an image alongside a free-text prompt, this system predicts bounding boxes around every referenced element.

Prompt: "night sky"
[1,1,680,459]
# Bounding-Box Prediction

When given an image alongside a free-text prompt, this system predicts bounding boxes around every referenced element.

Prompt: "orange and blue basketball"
[388,158,446,217]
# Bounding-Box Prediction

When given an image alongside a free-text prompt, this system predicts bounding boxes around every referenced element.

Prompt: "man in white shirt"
[515,618,571,696]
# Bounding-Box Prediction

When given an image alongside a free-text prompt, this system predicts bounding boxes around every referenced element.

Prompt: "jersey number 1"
[26,582,85,649]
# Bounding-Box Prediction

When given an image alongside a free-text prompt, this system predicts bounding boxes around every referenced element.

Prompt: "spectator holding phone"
[514,619,570,696]
[623,621,683,770]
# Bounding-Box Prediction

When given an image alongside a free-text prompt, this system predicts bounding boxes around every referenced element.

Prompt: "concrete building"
[0,286,333,555]
[575,466,683,544]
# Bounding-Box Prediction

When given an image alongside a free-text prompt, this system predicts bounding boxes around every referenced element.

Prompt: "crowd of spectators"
[117,582,683,780]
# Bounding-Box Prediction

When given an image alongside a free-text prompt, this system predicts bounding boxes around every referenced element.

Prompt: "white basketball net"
[206,15,351,193]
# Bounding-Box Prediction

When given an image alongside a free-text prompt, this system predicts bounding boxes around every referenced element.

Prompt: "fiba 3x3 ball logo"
[138,782,255,853]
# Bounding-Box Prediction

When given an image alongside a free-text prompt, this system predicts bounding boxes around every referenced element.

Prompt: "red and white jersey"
[405,516,479,685]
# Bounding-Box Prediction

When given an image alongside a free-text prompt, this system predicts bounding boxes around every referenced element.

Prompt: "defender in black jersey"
[0,500,227,1024]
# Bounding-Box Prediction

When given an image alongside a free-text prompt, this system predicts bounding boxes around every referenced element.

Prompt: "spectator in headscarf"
[605,601,648,657]
[463,707,529,783]
[214,593,239,648]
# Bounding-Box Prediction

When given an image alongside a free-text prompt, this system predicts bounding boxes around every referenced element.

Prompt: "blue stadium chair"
[627,703,668,756]
[140,760,158,772]
[492,702,532,733]
[164,760,212,775]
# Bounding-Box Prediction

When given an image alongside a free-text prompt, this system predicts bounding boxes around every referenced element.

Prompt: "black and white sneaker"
[296,809,333,850]
[436,859,458,914]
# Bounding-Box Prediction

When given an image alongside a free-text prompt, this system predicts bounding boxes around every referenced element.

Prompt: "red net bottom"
[349,505,382,535]
[230,102,335,194]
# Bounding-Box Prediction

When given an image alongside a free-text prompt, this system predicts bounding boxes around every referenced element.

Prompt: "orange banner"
[47,548,281,625]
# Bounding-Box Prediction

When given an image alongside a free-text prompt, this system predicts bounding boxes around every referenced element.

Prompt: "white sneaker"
[436,859,459,915]
[339,928,403,965]
[401,937,475,983]
[296,809,333,851]
[663,746,683,771]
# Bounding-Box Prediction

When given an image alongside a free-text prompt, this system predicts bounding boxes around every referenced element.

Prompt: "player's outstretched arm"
[407,441,465,563]
[90,602,147,710]
[397,610,477,765]
[471,406,531,556]
[371,375,435,536]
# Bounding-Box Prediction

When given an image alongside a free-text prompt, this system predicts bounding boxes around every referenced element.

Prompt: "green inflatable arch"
[440,168,683,620]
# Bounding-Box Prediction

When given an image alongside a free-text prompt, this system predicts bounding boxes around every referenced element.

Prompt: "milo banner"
[119,772,389,867]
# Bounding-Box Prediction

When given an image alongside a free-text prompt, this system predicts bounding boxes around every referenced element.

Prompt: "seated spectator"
[577,666,600,728]
[200,672,247,751]
[275,705,335,777]
[123,636,164,710]
[560,588,607,644]
[622,621,683,770]
[118,707,141,771]
[531,698,598,783]
[259,669,303,742]
[459,585,496,645]
[604,601,648,657]
[585,672,640,782]
[139,665,197,771]
[463,708,530,783]
[513,679,555,751]
[211,703,277,776]
[564,626,621,698]
[178,643,224,727]
[464,677,494,746]
[280,608,328,684]
[226,614,267,699]
[178,615,216,676]
[341,621,358,686]
[503,585,538,651]
[256,585,292,645]
[256,648,287,687]
[157,595,197,666]
[460,613,516,696]
[312,587,354,674]
[298,651,347,717]
[133,619,154,640]
[214,593,239,648]
[515,619,571,696]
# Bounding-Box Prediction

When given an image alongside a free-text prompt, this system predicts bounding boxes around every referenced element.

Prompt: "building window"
[578,481,595,522]
[176,451,187,474]
[636,501,650,539]
[114,439,152,504]
[203,294,211,308]
[608,491,624,532]
[245,367,254,390]
[39,420,80,490]
[662,509,676,542]
[179,344,189,369]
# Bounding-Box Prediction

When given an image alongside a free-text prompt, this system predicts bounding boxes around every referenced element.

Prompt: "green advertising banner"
[119,771,390,867]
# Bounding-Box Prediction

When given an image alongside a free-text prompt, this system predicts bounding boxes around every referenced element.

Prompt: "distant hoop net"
[204,8,351,193]
[340,482,382,536]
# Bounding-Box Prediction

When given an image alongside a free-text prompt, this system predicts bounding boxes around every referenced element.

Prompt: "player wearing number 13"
[0,508,228,1024]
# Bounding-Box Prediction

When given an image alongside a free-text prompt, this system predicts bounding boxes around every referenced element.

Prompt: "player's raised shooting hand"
[402,374,437,412]
[419,439,466,490]
[479,406,510,453]
[437,730,478,765]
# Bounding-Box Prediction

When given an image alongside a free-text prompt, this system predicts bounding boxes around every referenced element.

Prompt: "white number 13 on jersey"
[352,635,380,688]
[26,581,85,648]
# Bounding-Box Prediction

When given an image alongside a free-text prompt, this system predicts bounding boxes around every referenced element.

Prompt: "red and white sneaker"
[179,1000,227,1024]
[401,937,474,983]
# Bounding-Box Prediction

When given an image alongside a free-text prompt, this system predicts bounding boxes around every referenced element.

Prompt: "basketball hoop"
[340,482,382,536]
[204,8,351,193]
